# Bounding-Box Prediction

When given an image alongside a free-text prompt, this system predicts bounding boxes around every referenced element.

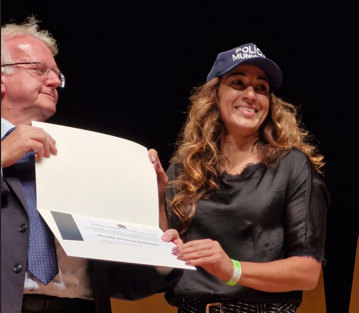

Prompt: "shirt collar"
[1,118,15,139]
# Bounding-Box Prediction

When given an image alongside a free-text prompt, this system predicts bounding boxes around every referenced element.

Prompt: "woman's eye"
[231,79,245,88]
[256,84,269,93]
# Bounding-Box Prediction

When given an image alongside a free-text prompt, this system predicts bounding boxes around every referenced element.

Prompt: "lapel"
[4,177,29,214]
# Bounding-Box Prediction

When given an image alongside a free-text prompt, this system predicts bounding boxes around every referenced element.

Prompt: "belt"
[177,298,298,313]
[22,295,96,313]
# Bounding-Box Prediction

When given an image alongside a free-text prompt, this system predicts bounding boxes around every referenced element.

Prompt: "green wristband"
[225,259,241,286]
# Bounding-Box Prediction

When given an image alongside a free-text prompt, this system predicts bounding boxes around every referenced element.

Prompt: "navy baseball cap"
[206,42,283,91]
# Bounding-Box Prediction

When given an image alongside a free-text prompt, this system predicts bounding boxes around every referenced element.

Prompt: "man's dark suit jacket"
[1,173,181,313]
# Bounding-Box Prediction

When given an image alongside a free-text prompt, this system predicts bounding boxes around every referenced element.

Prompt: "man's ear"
[1,72,6,98]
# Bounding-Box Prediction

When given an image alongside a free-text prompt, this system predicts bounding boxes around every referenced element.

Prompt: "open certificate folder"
[33,121,195,271]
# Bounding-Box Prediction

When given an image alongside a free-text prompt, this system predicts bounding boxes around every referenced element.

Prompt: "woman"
[160,42,331,313]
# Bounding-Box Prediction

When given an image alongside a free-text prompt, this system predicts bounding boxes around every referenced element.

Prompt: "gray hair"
[1,16,58,75]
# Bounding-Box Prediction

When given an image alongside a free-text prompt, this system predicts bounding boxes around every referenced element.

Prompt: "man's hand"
[1,124,57,168]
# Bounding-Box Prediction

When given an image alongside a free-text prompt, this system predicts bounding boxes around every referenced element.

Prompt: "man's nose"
[45,69,61,88]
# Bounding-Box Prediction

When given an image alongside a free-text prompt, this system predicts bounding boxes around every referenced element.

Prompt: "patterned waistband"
[176,298,298,313]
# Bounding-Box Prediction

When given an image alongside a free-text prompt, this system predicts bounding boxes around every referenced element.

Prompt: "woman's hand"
[148,149,168,231]
[161,229,184,247]
[172,238,233,282]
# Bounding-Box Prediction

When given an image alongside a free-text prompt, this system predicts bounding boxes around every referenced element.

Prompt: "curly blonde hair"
[168,77,325,241]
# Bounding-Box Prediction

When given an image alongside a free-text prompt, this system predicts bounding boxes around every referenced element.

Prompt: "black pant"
[22,294,96,313]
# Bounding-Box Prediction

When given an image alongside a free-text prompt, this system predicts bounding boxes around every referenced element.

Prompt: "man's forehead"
[6,40,33,61]
[7,36,54,63]
[8,36,40,50]
[16,43,32,54]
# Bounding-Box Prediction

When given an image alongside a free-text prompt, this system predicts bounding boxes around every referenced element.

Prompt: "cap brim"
[241,58,283,91]
[207,57,283,91]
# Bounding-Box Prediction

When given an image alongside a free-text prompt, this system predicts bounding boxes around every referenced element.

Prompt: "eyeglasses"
[1,62,65,88]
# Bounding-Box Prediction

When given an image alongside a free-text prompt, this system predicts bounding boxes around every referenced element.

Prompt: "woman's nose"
[242,86,256,102]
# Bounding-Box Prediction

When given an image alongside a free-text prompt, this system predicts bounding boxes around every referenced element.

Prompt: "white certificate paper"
[33,121,194,270]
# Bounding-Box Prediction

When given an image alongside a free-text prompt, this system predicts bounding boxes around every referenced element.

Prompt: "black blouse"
[164,148,331,306]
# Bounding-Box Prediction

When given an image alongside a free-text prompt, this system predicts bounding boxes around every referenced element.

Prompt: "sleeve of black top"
[283,150,331,261]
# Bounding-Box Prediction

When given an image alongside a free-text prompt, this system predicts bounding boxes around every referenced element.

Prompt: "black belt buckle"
[205,302,223,313]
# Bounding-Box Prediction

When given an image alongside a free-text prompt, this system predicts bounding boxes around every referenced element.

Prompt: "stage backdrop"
[2,1,358,312]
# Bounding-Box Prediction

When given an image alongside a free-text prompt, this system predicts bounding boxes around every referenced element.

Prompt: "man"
[1,16,179,313]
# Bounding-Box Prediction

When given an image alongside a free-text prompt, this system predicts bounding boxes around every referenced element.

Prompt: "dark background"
[2,1,358,312]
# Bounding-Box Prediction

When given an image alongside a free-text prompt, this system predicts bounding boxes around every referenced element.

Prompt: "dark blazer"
[1,174,181,313]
